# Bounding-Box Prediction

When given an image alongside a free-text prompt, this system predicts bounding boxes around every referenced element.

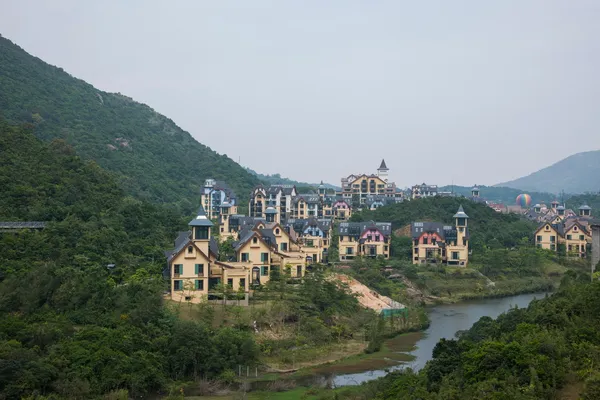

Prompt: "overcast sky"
[2,1,600,187]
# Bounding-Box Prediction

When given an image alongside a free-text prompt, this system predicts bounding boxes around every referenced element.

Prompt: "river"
[299,291,551,387]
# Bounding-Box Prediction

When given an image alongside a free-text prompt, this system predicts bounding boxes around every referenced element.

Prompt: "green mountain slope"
[0,35,261,210]
[438,185,556,205]
[245,167,340,191]
[495,150,600,194]
[0,121,259,398]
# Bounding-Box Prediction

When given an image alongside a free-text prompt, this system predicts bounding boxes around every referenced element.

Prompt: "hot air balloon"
[516,193,532,208]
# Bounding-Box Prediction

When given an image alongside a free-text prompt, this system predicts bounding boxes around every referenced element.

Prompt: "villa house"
[200,179,237,220]
[534,204,594,257]
[249,185,297,220]
[165,205,309,305]
[332,199,352,221]
[411,183,438,199]
[165,206,254,304]
[338,160,403,206]
[337,221,392,261]
[410,205,470,266]
[285,218,333,263]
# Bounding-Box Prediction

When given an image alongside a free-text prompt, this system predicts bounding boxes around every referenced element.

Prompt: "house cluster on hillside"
[165,161,484,304]
[531,202,595,257]
[166,170,396,304]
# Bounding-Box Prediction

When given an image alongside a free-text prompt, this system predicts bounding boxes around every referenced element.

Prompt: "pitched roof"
[410,221,461,239]
[338,221,392,238]
[188,205,214,227]
[453,205,469,219]
[209,237,219,256]
[379,159,388,170]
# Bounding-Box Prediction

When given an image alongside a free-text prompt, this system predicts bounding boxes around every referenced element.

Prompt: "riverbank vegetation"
[330,276,600,399]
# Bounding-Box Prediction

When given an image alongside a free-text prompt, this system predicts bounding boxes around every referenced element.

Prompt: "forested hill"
[0,35,261,210]
[351,197,536,250]
[0,122,262,398]
[496,150,600,194]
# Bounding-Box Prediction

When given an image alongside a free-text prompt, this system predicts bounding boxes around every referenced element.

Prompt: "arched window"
[275,228,280,234]
[187,246,193,254]
[252,237,258,244]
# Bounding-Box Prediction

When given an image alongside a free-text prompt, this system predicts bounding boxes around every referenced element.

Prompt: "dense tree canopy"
[0,123,259,398]
[347,279,600,400]
[0,35,261,211]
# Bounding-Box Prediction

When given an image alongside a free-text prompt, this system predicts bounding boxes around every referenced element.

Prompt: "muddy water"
[328,291,551,386]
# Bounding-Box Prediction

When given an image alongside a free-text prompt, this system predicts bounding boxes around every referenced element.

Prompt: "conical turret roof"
[378,159,388,170]
[189,205,214,227]
[453,205,469,219]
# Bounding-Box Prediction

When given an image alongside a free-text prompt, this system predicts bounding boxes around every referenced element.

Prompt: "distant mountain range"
[496,150,600,195]
[0,35,261,211]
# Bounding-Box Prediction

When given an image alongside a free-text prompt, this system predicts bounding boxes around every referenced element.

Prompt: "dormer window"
[187,246,193,254]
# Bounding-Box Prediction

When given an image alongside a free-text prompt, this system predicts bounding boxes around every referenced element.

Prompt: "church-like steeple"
[377,159,389,182]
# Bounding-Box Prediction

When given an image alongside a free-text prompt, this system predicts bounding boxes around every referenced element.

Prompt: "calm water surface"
[331,291,551,386]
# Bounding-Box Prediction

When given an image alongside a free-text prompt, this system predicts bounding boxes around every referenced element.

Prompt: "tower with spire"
[377,159,389,182]
[318,180,326,198]
[189,205,213,255]
[452,205,469,265]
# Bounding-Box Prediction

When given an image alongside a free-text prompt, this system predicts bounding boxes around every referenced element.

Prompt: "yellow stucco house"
[535,217,592,257]
[166,206,309,305]
[337,221,392,260]
[410,205,470,266]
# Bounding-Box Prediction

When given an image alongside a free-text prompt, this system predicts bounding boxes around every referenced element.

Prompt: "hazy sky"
[2,1,600,187]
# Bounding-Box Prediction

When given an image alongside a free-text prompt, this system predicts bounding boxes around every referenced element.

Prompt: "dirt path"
[334,274,405,311]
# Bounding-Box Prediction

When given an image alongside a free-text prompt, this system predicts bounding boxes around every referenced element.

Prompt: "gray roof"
[453,205,469,219]
[233,229,255,251]
[294,194,321,204]
[338,221,392,238]
[411,222,453,239]
[537,222,565,237]
[0,221,47,229]
[286,217,332,235]
[209,237,219,255]
[556,205,565,211]
[379,159,388,170]
[265,207,278,214]
[175,231,191,248]
[166,235,193,262]
[189,205,214,227]
[579,204,592,210]
[471,186,480,191]
[259,229,278,247]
